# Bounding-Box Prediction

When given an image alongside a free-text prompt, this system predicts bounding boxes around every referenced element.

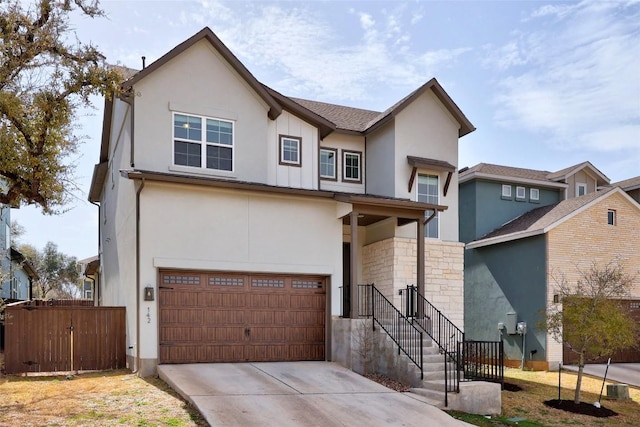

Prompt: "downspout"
[134,178,145,374]
[90,200,101,306]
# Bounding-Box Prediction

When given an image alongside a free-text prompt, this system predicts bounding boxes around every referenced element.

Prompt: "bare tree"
[544,260,639,404]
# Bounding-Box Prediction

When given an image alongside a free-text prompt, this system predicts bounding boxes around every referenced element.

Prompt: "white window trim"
[319,147,337,180]
[516,186,526,200]
[416,173,440,239]
[530,188,540,201]
[172,112,235,173]
[502,184,512,198]
[576,183,587,197]
[279,135,301,167]
[342,150,362,183]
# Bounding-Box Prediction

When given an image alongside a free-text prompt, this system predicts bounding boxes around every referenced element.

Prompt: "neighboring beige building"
[89,27,474,376]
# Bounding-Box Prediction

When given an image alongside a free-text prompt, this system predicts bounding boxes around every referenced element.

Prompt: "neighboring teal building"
[459,162,618,369]
[0,204,37,301]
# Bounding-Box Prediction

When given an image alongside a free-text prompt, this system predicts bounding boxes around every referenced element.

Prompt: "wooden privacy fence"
[4,303,126,374]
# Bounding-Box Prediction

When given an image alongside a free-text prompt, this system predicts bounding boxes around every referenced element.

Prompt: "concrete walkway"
[159,361,469,426]
[564,363,640,388]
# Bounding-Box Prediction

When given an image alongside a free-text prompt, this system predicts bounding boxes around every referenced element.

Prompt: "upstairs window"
[516,186,526,200]
[418,174,439,239]
[501,184,512,199]
[607,209,616,225]
[173,113,233,172]
[320,148,337,180]
[279,135,301,166]
[530,188,540,201]
[343,150,362,183]
[577,183,587,197]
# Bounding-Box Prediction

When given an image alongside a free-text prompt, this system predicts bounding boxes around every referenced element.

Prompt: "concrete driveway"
[564,363,640,388]
[158,361,468,426]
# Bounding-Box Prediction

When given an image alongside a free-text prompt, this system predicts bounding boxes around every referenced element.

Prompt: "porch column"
[350,210,359,318]
[417,218,425,318]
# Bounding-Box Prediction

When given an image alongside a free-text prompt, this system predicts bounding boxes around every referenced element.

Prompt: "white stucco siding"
[132,39,271,183]
[99,99,138,357]
[394,91,460,242]
[136,183,344,359]
[365,122,396,198]
[268,110,319,189]
[318,133,365,194]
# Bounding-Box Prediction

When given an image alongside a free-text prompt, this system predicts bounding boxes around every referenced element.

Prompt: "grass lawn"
[448,367,640,427]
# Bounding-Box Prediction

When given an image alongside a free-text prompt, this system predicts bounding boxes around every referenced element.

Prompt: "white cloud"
[359,13,375,30]
[492,1,640,153]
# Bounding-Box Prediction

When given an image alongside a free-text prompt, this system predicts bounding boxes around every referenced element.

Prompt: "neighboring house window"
[501,184,512,199]
[10,277,17,299]
[173,113,233,172]
[279,135,301,166]
[417,174,439,239]
[530,188,540,201]
[319,148,337,180]
[516,186,526,200]
[343,150,362,183]
[607,209,616,225]
[577,183,587,197]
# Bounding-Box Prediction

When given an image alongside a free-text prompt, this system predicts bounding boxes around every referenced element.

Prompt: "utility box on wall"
[506,312,517,335]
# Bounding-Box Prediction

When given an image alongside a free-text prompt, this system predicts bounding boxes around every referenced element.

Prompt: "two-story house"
[460,162,640,369]
[88,28,474,376]
[0,202,37,302]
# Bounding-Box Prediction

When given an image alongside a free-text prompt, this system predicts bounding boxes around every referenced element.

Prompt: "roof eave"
[121,27,282,120]
[458,172,568,188]
[88,162,108,203]
[466,229,545,249]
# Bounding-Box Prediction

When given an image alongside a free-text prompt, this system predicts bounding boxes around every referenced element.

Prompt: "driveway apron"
[158,361,469,426]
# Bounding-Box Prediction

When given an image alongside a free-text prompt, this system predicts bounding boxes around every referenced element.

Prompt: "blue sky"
[12,0,640,260]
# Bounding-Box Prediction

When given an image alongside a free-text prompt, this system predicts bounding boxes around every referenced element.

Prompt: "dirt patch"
[503,382,523,392]
[364,373,411,392]
[544,399,618,417]
[0,353,206,426]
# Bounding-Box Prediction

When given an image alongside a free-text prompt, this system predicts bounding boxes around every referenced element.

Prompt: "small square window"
[516,186,526,200]
[319,148,337,180]
[501,185,512,198]
[577,183,587,197]
[343,150,362,183]
[279,135,301,166]
[530,188,540,201]
[607,209,616,225]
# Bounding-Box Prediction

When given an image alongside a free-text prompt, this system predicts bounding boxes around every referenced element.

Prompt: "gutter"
[90,200,101,306]
[134,178,145,374]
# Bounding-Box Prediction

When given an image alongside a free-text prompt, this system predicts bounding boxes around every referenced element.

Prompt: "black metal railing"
[461,340,504,388]
[367,284,423,379]
[339,285,372,318]
[403,285,464,406]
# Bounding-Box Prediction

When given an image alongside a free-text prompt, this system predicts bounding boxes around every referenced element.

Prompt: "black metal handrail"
[366,284,423,379]
[461,340,504,388]
[339,285,372,318]
[403,285,464,406]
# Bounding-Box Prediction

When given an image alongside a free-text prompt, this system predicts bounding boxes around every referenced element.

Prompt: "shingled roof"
[468,187,623,248]
[459,163,554,183]
[610,176,640,191]
[289,98,380,132]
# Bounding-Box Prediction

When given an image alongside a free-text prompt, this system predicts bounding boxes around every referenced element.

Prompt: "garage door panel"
[160,291,200,307]
[160,308,203,324]
[160,327,203,342]
[159,271,325,364]
[204,309,245,324]
[251,326,286,342]
[203,292,247,308]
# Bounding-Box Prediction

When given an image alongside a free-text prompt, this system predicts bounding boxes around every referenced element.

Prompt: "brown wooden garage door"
[563,299,640,364]
[159,270,326,364]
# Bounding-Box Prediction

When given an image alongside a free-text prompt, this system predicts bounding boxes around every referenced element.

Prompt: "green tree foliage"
[19,241,79,299]
[0,0,123,213]
[544,260,639,404]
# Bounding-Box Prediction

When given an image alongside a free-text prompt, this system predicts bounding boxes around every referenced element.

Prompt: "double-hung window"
[576,183,587,197]
[320,148,337,180]
[279,135,301,166]
[343,150,362,183]
[417,174,439,239]
[173,113,234,172]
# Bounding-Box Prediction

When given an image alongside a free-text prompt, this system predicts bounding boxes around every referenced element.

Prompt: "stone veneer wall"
[545,192,640,366]
[362,237,464,329]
